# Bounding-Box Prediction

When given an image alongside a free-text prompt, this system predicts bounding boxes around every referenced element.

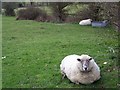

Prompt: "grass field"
[2,16,118,88]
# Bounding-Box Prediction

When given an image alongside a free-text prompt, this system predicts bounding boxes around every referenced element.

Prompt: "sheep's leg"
[75,81,80,85]
[60,69,66,79]
[62,73,66,79]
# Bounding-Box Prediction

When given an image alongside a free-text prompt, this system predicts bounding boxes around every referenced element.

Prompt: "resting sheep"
[79,19,92,25]
[60,54,100,84]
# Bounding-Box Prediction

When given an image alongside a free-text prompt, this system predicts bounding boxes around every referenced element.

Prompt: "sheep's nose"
[85,68,87,71]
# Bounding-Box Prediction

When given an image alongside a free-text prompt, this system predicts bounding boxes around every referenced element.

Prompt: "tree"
[88,3,103,21]
[50,2,72,22]
[100,2,119,24]
[88,2,119,24]
[29,0,35,7]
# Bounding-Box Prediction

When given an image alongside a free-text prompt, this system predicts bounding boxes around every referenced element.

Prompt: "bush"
[99,2,119,24]
[17,7,48,22]
[3,2,17,16]
[75,8,93,21]
[65,7,93,23]
[66,3,103,23]
[65,15,81,23]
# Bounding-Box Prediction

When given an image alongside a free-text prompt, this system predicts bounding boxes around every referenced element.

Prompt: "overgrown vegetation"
[65,2,119,25]
[16,7,48,22]
[2,2,18,16]
[50,2,72,22]
[2,2,119,26]
[87,2,119,24]
[2,16,118,88]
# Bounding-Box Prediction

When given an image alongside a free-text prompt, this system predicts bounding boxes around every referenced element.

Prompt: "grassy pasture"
[2,16,118,88]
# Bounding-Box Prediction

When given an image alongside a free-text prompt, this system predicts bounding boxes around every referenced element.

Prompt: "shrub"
[52,8,68,23]
[3,2,17,16]
[65,7,93,23]
[100,2,119,24]
[71,3,104,22]
[66,3,103,23]
[65,15,81,23]
[75,8,93,20]
[35,15,54,22]
[17,7,48,22]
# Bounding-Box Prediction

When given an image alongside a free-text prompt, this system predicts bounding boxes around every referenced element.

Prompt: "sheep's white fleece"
[60,54,100,84]
[79,19,92,25]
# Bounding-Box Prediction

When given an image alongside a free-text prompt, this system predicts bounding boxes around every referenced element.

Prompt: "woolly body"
[60,54,100,84]
[79,19,92,25]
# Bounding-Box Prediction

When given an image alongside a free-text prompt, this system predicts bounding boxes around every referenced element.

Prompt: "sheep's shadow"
[69,78,102,87]
[61,75,102,86]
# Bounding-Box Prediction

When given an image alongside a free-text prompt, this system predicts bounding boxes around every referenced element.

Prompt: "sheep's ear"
[77,58,81,61]
[89,58,92,60]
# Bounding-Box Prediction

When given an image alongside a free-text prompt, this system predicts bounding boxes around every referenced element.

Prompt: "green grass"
[2,16,118,88]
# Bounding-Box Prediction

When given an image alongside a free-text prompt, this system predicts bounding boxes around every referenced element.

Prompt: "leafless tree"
[50,2,72,22]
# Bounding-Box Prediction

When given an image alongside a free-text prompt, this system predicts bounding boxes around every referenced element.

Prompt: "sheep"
[60,54,100,84]
[79,19,92,25]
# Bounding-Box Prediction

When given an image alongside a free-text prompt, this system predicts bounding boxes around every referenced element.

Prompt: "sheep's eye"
[89,58,92,60]
[77,58,81,61]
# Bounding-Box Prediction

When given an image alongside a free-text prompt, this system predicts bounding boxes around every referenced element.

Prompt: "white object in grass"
[2,56,6,59]
[103,62,107,65]
[79,19,92,25]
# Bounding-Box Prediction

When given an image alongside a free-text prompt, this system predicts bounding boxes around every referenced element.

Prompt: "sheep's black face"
[77,56,92,72]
